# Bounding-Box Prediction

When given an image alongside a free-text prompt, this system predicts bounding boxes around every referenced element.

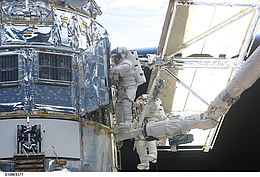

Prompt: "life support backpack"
[128,50,146,86]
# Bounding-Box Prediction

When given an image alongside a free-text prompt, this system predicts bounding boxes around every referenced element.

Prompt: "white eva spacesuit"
[143,45,260,138]
[135,94,166,170]
[110,47,146,127]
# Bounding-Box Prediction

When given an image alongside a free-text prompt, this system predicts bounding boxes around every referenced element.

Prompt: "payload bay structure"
[115,0,260,152]
[0,0,260,172]
[153,0,260,152]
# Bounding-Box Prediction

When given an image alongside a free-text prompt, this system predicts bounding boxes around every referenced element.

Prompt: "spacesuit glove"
[109,67,115,77]
[131,119,139,129]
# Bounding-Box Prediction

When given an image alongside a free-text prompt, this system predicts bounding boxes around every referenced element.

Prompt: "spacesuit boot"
[136,140,149,170]
[145,140,157,163]
[122,99,133,126]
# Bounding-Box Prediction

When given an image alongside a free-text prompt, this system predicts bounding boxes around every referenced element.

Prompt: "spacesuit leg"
[122,98,133,125]
[136,139,149,170]
[115,88,126,126]
[145,140,157,163]
[114,101,124,125]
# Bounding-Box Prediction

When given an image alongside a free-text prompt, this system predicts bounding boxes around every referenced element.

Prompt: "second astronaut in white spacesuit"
[110,47,146,127]
[135,94,166,170]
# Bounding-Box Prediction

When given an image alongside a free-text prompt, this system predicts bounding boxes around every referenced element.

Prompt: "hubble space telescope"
[0,0,260,172]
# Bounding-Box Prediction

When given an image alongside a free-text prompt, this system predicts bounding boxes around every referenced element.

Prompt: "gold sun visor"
[152,0,260,152]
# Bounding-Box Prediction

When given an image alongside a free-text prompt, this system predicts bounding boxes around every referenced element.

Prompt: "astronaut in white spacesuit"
[134,94,166,170]
[110,47,140,127]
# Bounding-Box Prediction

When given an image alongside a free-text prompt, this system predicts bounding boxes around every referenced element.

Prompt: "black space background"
[119,37,260,172]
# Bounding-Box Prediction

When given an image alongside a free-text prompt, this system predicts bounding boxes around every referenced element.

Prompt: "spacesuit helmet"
[136,94,148,110]
[111,49,122,64]
[111,47,128,64]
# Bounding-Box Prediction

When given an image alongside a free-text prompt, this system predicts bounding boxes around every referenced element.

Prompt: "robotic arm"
[144,46,260,138]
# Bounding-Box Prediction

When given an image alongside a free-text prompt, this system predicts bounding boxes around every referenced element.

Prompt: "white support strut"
[144,46,260,138]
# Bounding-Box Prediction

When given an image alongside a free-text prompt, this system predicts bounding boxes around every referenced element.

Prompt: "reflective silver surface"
[0,0,116,172]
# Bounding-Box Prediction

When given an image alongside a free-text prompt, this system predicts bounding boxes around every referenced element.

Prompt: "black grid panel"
[0,55,18,82]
